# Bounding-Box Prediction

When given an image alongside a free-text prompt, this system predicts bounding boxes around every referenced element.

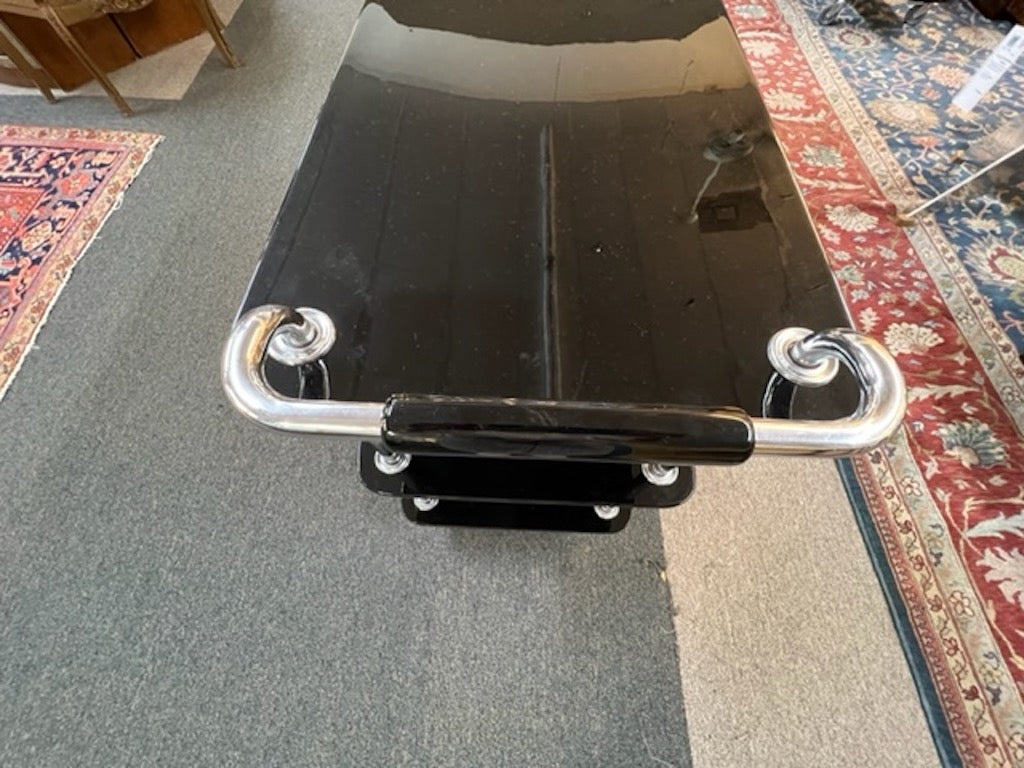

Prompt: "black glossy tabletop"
[241,0,851,415]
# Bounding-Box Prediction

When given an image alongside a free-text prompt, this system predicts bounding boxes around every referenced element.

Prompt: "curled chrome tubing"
[750,327,907,456]
[221,304,385,438]
[222,305,906,457]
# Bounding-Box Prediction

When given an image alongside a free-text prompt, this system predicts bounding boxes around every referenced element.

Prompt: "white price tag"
[952,25,1024,113]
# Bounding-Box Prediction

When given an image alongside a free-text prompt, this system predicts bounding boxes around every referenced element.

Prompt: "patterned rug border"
[759,8,1024,762]
[839,456,962,767]
[724,2,1024,764]
[0,125,162,402]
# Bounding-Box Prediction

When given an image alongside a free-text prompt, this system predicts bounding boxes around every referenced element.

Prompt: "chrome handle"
[751,327,906,456]
[222,305,906,457]
[221,304,384,437]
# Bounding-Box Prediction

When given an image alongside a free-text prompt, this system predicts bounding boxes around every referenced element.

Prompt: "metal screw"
[413,497,439,512]
[642,463,679,486]
[594,505,620,520]
[374,451,412,475]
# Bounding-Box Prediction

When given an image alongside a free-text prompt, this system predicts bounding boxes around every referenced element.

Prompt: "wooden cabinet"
[969,0,1024,23]
[0,0,205,90]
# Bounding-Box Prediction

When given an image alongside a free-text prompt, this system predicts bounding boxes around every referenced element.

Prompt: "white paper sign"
[952,25,1024,113]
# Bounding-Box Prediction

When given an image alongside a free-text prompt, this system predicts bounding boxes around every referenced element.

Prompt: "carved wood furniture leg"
[192,0,240,68]
[0,24,56,102]
[42,6,133,115]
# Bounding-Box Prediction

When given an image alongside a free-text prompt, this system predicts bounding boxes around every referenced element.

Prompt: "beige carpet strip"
[661,457,940,767]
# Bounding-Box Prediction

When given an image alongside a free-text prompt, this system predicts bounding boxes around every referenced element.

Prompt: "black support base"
[359,443,695,533]
[402,498,633,533]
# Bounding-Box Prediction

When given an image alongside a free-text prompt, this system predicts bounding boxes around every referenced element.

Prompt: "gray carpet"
[0,2,692,766]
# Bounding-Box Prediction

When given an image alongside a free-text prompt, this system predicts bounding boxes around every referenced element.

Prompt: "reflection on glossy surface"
[344,5,752,103]
[242,0,851,416]
[376,0,723,44]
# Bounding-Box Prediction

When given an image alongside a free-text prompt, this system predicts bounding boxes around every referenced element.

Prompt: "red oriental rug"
[0,125,160,400]
[724,0,1024,765]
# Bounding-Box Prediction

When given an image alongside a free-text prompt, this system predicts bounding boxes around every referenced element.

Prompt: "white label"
[952,25,1024,113]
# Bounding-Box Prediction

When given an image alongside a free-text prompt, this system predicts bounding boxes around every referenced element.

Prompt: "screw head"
[594,505,620,520]
[413,497,439,512]
[374,451,412,475]
[642,464,680,487]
